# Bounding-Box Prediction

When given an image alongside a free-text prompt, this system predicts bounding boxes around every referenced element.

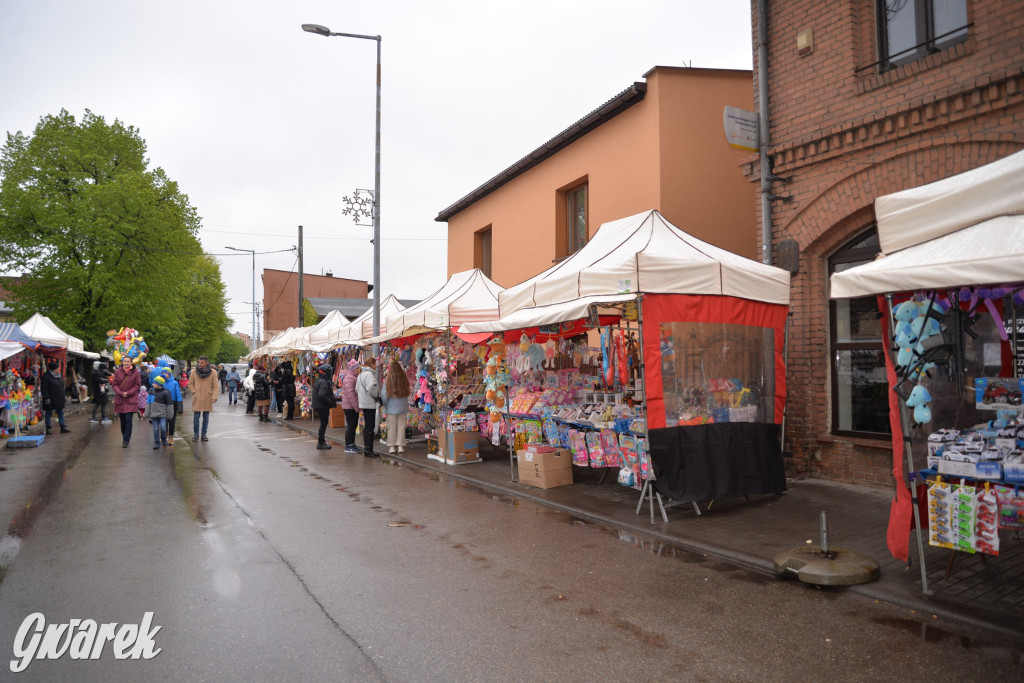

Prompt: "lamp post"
[227,246,257,350]
[302,22,382,348]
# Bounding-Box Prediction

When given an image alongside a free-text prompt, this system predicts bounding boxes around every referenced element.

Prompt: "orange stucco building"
[437,66,757,286]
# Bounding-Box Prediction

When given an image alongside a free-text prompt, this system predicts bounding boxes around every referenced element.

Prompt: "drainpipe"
[758,0,773,265]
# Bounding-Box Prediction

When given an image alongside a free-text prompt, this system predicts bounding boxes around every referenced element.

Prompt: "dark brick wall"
[749,1,1024,489]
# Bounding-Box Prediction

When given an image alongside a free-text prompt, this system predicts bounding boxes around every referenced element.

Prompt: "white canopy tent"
[300,309,350,352]
[0,342,25,362]
[831,148,1024,298]
[244,329,289,361]
[365,269,504,344]
[263,325,316,356]
[461,209,791,333]
[19,312,100,358]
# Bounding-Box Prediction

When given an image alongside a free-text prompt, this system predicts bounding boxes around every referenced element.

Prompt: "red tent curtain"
[641,293,789,429]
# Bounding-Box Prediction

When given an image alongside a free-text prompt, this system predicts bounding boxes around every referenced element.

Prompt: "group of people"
[76,355,220,449]
[311,357,410,457]
[238,360,296,421]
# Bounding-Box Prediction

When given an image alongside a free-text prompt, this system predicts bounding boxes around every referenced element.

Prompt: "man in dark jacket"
[270,363,284,414]
[312,364,337,450]
[218,364,228,393]
[279,360,296,419]
[41,359,71,435]
[89,362,112,424]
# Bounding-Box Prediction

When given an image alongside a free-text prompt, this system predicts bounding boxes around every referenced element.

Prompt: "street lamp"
[301,22,382,348]
[227,246,257,349]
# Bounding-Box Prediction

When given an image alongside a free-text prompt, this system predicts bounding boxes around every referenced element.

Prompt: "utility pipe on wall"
[757,0,773,265]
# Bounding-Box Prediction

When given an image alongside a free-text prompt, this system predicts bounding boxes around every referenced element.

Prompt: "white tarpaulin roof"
[301,309,350,351]
[20,312,99,358]
[0,341,25,362]
[875,148,1024,254]
[264,325,316,355]
[365,269,504,344]
[245,329,289,360]
[831,150,1024,298]
[461,209,790,333]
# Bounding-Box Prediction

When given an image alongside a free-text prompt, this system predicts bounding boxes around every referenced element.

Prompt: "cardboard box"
[441,429,480,463]
[328,406,346,428]
[517,448,574,489]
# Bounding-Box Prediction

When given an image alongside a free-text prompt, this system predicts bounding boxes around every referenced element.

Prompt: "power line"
[202,227,446,241]
[0,213,296,257]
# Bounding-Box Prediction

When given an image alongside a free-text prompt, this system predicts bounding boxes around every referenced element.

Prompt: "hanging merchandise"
[975,485,1000,556]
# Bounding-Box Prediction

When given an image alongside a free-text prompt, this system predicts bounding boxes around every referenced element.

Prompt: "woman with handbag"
[112,356,142,448]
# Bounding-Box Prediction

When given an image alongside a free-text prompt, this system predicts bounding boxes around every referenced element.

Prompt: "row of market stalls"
[246,210,793,520]
[830,148,1024,593]
[1,313,100,436]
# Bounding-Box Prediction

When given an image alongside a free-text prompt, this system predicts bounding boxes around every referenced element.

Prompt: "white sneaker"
[89,418,99,423]
[101,419,112,424]
[397,446,405,453]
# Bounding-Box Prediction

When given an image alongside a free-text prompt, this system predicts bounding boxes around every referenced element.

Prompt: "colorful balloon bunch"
[106,327,149,365]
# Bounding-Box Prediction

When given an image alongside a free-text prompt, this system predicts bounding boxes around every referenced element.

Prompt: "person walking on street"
[188,356,218,441]
[341,358,360,453]
[89,361,112,423]
[147,375,174,449]
[159,367,182,448]
[381,360,411,454]
[271,363,284,415]
[226,366,241,404]
[356,357,380,458]
[112,356,141,447]
[218,363,228,393]
[279,360,296,419]
[312,364,337,450]
[243,364,257,414]
[41,359,71,435]
[252,363,272,422]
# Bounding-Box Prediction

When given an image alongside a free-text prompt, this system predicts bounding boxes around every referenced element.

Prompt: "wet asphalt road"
[0,400,1022,681]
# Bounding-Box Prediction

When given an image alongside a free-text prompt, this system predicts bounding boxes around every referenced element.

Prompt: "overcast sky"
[0,0,753,339]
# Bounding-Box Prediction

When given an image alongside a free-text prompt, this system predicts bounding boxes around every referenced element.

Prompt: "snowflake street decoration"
[342,188,375,227]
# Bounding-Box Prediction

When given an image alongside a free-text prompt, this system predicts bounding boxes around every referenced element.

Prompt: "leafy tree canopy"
[214,331,251,365]
[0,109,228,357]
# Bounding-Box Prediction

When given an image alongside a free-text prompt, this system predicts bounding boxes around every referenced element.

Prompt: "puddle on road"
[872,615,1024,661]
[171,440,208,524]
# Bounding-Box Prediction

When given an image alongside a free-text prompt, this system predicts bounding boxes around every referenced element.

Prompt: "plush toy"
[905,384,933,426]
[544,339,556,369]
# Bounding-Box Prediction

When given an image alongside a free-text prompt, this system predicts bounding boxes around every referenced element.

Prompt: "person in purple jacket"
[341,358,361,453]
[111,356,142,448]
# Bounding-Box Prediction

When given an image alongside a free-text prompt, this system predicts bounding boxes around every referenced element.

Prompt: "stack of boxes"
[517,444,573,489]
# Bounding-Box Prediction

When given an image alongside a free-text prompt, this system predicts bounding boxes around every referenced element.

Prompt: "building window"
[566,182,588,254]
[474,226,492,278]
[878,0,968,69]
[829,228,890,437]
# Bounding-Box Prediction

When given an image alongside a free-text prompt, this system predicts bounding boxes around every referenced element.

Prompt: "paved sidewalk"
[273,414,1024,643]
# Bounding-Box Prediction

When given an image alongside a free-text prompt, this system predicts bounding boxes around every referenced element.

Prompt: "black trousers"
[246,390,256,413]
[362,408,377,454]
[317,408,330,444]
[275,389,285,413]
[344,409,358,447]
[284,395,295,419]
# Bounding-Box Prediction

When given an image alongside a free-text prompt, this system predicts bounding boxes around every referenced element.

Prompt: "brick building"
[262,269,368,340]
[748,1,1024,486]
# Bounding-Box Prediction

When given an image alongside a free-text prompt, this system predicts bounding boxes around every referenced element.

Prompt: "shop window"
[566,182,588,255]
[659,322,775,426]
[878,0,968,69]
[829,228,890,437]
[474,226,492,278]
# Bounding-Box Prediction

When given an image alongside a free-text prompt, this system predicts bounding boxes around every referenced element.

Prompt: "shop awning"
[461,209,790,334]
[830,149,1024,298]
[19,312,99,358]
[829,215,1024,298]
[364,269,503,345]
[0,322,41,350]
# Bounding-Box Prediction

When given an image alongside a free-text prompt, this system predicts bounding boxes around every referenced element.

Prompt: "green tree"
[0,109,226,353]
[214,331,251,364]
